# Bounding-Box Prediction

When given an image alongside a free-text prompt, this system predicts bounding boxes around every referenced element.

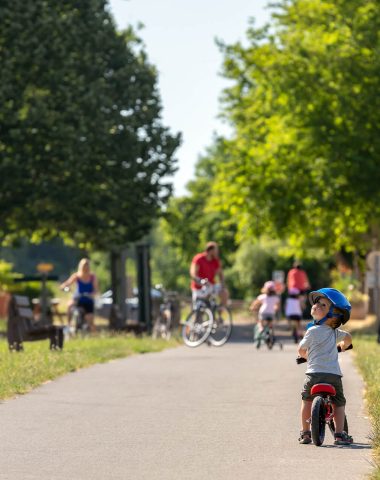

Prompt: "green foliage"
[226,239,331,299]
[162,138,239,267]
[0,260,21,291]
[353,335,380,477]
[89,251,111,292]
[330,270,368,304]
[150,220,189,292]
[0,0,180,250]
[0,260,52,298]
[211,0,380,254]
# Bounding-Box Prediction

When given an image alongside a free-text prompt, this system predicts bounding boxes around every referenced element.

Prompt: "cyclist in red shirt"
[190,242,228,306]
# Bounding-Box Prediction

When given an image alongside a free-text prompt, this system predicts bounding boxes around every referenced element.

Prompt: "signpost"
[36,263,54,325]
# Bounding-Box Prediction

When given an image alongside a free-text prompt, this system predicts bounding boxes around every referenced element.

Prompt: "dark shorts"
[287,315,301,321]
[77,298,94,314]
[301,373,346,407]
[259,314,274,322]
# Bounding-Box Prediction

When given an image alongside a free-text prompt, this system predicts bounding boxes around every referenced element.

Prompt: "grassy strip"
[0,334,179,400]
[353,334,380,479]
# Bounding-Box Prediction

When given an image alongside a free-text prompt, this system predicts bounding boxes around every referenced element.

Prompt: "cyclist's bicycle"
[62,287,90,336]
[182,280,233,347]
[70,299,89,334]
[253,317,283,350]
[152,286,175,340]
[297,344,352,446]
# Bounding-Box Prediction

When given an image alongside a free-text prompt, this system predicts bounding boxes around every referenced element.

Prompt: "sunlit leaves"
[211,0,380,254]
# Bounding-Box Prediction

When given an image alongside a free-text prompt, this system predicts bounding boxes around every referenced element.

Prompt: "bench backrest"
[11,295,35,333]
[13,295,31,308]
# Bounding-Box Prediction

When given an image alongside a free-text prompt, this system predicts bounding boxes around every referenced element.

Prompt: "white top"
[299,325,348,376]
[257,294,279,316]
[285,297,302,317]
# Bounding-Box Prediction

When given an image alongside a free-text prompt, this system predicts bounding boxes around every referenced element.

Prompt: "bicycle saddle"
[310,383,336,396]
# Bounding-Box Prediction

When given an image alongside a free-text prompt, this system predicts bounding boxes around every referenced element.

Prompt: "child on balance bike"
[298,288,353,446]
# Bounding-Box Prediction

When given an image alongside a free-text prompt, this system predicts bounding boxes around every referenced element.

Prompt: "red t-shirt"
[287,268,309,291]
[191,253,221,290]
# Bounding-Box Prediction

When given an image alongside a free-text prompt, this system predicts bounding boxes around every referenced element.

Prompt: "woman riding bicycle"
[60,258,98,333]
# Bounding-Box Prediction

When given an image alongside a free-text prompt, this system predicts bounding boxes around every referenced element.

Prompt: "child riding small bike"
[250,281,281,348]
[298,288,353,446]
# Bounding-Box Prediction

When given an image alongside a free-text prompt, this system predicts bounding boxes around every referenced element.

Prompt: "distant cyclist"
[60,258,98,333]
[190,242,228,307]
[250,281,280,334]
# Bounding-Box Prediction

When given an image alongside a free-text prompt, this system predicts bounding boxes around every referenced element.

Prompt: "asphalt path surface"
[0,324,373,479]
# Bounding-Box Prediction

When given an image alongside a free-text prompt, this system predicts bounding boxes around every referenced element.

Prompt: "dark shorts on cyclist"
[77,297,94,314]
[259,314,274,322]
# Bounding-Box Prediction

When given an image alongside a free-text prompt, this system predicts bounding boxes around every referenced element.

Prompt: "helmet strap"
[307,305,341,329]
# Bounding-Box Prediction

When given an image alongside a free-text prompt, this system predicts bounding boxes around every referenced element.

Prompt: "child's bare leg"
[301,400,312,431]
[333,406,345,432]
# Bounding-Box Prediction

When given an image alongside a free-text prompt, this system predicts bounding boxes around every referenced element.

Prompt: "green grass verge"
[353,334,380,479]
[0,334,180,400]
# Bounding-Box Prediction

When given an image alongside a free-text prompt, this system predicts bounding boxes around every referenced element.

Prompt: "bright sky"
[108,0,270,196]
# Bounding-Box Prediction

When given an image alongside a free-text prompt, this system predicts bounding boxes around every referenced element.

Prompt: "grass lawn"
[351,318,380,479]
[0,333,180,400]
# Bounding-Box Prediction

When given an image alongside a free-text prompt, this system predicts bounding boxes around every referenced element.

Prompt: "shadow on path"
[229,321,297,346]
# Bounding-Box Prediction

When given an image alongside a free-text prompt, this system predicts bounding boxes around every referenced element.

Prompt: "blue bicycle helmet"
[308,288,351,325]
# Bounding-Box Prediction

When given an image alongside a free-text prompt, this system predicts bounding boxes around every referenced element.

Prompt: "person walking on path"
[298,288,353,445]
[287,261,310,314]
[190,242,228,306]
[285,287,303,343]
[287,261,310,293]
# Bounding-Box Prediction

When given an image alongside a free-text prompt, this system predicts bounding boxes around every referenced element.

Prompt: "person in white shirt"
[297,288,353,446]
[285,287,303,343]
[250,281,280,335]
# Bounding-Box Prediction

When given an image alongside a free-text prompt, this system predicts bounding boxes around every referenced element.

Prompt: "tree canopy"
[210,0,380,254]
[0,0,180,250]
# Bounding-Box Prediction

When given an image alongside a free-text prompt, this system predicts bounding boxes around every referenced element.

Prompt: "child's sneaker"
[298,430,312,444]
[334,431,353,445]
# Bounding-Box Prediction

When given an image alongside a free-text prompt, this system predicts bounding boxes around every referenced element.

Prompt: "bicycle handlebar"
[296,344,353,364]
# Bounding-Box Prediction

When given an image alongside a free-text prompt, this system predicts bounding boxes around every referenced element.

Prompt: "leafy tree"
[211,0,380,255]
[162,138,238,268]
[0,0,180,250]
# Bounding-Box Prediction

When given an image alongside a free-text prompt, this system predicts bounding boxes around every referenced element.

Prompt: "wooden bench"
[7,295,64,351]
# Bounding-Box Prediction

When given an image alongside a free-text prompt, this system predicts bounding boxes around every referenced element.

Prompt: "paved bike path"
[0,325,373,479]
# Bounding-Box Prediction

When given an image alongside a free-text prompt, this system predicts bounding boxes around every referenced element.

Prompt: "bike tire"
[164,311,172,340]
[311,396,326,446]
[152,320,161,339]
[72,308,81,334]
[208,306,233,347]
[266,331,274,350]
[182,308,213,347]
[328,415,349,437]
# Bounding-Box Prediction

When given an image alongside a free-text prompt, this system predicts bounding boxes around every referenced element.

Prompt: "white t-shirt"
[257,294,279,316]
[299,325,348,376]
[285,297,302,317]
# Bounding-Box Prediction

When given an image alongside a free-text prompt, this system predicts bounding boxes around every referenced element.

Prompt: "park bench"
[7,295,64,351]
